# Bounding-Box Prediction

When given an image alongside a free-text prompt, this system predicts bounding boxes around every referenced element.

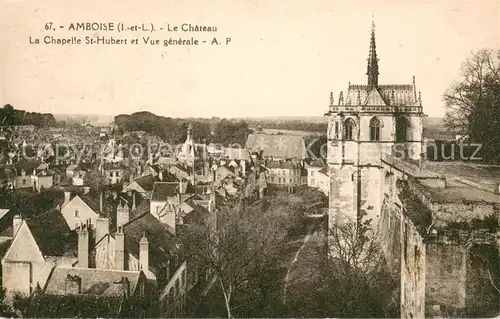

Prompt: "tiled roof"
[224,148,250,161]
[14,160,42,175]
[26,209,78,257]
[131,174,160,192]
[306,158,325,168]
[246,134,307,160]
[79,192,116,218]
[44,266,141,296]
[266,160,302,169]
[345,83,418,106]
[131,198,150,219]
[112,213,178,282]
[151,182,179,202]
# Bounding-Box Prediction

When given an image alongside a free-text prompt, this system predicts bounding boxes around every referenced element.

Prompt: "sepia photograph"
[0,0,499,318]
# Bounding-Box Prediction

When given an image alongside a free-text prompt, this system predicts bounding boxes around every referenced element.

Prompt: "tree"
[285,212,399,318]
[443,49,500,162]
[181,197,296,318]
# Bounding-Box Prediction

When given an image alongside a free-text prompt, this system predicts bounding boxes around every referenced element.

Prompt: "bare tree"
[181,198,291,318]
[443,49,500,154]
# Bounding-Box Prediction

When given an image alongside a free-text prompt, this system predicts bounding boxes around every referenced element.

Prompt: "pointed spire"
[366,18,379,87]
[329,92,334,106]
[413,75,417,101]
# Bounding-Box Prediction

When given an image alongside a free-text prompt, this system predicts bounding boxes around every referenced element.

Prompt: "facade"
[1,212,78,302]
[266,160,307,187]
[326,22,424,223]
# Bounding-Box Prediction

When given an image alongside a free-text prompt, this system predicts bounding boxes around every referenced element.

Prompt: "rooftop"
[246,133,307,160]
[151,182,179,202]
[26,209,78,257]
[43,266,141,296]
[111,213,178,282]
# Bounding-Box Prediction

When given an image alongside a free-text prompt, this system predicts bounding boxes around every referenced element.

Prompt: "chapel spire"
[366,19,379,87]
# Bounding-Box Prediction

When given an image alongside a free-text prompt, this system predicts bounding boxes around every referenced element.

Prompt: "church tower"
[325,21,425,224]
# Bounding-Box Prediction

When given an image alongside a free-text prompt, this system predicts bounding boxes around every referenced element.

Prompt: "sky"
[1,0,499,119]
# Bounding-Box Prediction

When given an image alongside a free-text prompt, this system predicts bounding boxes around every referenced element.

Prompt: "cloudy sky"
[1,0,498,119]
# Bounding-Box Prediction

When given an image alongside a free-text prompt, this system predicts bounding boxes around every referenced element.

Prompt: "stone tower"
[325,21,425,224]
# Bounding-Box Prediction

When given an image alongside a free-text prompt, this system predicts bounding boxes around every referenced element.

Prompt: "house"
[102,162,125,185]
[169,164,191,181]
[266,160,307,187]
[305,158,329,195]
[214,165,237,186]
[1,211,78,301]
[12,161,41,189]
[31,168,55,192]
[60,190,116,236]
[150,182,184,231]
[94,213,188,317]
[316,167,329,195]
[30,266,153,318]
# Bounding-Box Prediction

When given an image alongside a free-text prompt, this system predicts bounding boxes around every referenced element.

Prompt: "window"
[396,116,409,142]
[74,209,79,217]
[140,282,145,297]
[22,179,26,186]
[109,172,113,177]
[344,118,355,140]
[369,117,381,141]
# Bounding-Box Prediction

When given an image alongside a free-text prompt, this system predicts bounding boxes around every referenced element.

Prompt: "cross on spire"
[366,18,379,87]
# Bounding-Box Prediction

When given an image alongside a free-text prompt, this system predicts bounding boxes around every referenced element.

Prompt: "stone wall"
[328,164,355,223]
[401,217,426,319]
[465,244,499,317]
[425,243,467,316]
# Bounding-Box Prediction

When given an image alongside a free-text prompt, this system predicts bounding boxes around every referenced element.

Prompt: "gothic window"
[396,116,410,142]
[369,117,381,141]
[344,118,355,141]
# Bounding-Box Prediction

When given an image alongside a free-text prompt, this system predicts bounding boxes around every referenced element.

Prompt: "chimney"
[95,217,109,244]
[132,192,136,210]
[115,225,125,270]
[65,274,82,294]
[121,276,130,299]
[159,170,164,181]
[240,160,247,176]
[116,200,130,227]
[83,186,90,194]
[100,191,104,213]
[139,232,149,273]
[77,223,90,268]
[13,214,22,237]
